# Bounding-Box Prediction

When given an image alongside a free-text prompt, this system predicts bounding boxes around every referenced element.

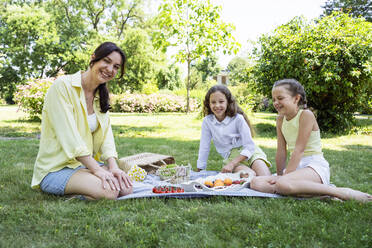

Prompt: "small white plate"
[181,171,254,192]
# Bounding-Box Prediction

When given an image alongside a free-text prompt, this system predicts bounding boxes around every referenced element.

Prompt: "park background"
[1,0,372,247]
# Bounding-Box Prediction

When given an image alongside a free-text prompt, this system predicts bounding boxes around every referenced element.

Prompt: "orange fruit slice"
[214,179,224,187]
[224,178,232,186]
[204,180,213,188]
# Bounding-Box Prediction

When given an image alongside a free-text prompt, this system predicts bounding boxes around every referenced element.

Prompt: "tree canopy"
[154,0,240,112]
[322,0,372,22]
[0,0,160,102]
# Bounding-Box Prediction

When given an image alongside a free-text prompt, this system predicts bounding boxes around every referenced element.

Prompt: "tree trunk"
[186,59,191,113]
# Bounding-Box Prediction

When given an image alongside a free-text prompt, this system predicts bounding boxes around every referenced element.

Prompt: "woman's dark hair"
[90,42,126,113]
[273,79,307,108]
[203,84,254,135]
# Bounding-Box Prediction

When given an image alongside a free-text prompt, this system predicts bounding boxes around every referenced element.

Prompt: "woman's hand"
[94,168,120,191]
[110,168,133,191]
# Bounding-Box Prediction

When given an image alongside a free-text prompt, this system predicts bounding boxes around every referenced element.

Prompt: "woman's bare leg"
[65,168,120,200]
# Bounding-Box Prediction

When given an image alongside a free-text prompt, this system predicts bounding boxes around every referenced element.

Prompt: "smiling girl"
[196,85,271,176]
[250,79,372,202]
[31,42,133,200]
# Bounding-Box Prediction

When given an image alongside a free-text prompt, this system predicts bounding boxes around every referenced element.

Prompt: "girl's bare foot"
[338,188,372,203]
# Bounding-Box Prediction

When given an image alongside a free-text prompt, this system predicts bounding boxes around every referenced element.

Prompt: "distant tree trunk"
[186,58,191,113]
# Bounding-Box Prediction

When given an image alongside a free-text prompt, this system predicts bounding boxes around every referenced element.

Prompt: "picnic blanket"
[118,170,283,200]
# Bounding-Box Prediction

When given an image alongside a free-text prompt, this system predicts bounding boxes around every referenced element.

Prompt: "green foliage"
[115,28,165,93]
[322,0,372,22]
[154,0,240,112]
[0,0,164,101]
[188,67,203,90]
[228,83,264,112]
[227,56,253,85]
[193,54,221,83]
[13,77,53,119]
[173,79,217,107]
[156,63,182,90]
[0,4,59,103]
[254,13,372,133]
[141,81,159,95]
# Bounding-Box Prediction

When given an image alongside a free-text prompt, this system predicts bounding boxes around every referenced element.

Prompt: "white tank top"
[87,113,98,133]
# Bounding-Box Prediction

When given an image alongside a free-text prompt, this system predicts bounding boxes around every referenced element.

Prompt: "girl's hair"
[203,84,254,135]
[90,42,126,113]
[273,79,307,108]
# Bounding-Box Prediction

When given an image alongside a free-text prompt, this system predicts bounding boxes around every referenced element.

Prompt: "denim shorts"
[40,163,105,195]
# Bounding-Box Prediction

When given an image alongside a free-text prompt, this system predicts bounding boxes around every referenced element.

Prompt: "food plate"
[181,171,254,192]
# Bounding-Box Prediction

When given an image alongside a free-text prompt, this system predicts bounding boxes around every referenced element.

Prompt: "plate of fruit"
[181,171,254,192]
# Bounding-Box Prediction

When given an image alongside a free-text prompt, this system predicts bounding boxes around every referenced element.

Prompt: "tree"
[0,4,60,102]
[227,56,252,85]
[156,63,182,90]
[194,54,221,83]
[322,0,372,22]
[253,13,372,133]
[154,0,240,112]
[109,0,145,39]
[116,28,164,93]
[0,0,164,101]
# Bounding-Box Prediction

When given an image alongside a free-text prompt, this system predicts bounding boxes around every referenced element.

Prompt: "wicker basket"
[156,164,191,184]
[118,153,175,174]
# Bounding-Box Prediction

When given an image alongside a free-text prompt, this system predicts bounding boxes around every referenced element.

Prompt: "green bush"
[14,77,53,119]
[141,81,159,95]
[254,12,372,133]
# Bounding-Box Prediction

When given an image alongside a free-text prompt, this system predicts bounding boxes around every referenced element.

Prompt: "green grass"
[0,105,371,248]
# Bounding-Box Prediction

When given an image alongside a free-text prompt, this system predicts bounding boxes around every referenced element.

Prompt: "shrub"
[173,88,205,107]
[14,77,53,119]
[111,93,200,113]
[141,81,159,95]
[254,13,372,133]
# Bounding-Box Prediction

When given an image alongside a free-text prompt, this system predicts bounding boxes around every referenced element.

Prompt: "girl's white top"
[87,113,98,133]
[197,114,255,170]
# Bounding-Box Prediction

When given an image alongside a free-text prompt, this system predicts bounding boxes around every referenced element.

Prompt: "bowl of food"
[181,171,254,192]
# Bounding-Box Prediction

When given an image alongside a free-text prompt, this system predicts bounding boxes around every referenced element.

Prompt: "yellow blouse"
[31,71,117,189]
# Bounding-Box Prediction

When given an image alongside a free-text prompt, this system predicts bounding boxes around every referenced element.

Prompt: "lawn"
[0,105,371,248]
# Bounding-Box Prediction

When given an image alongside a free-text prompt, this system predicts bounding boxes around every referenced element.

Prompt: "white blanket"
[118,170,282,200]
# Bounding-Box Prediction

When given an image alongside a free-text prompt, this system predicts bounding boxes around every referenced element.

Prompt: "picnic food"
[232,180,246,184]
[224,178,232,186]
[152,186,184,194]
[204,180,214,187]
[203,178,238,188]
[214,179,224,187]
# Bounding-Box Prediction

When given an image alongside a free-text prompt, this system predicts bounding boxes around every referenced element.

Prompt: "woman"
[31,42,133,200]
